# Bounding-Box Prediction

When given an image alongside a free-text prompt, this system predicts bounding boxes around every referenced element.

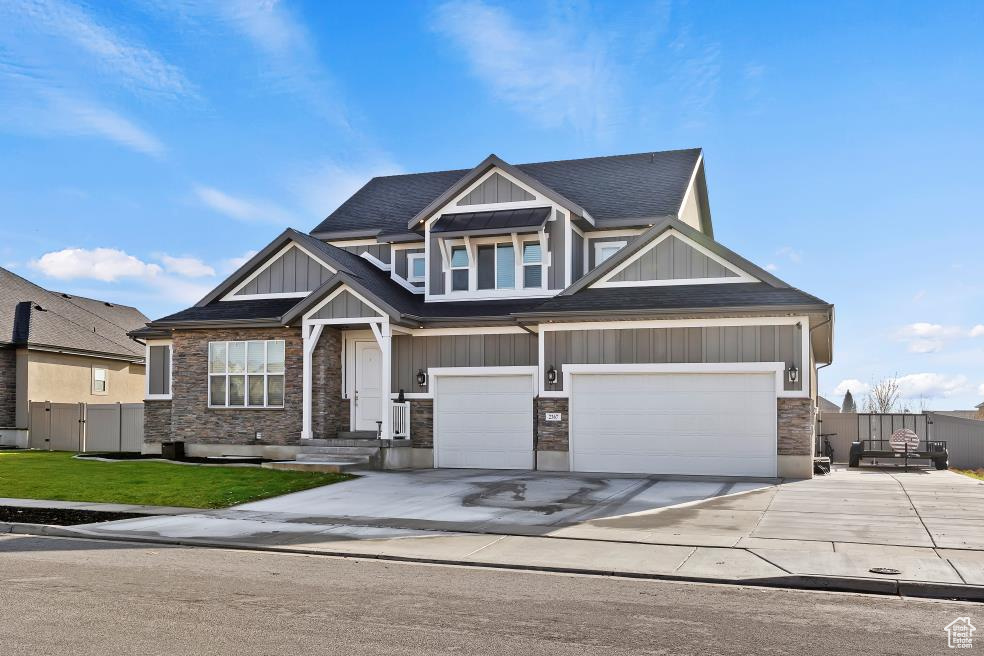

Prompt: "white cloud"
[978,383,984,398]
[432,0,618,136]
[895,373,968,400]
[53,95,166,156]
[971,325,984,338]
[291,158,403,218]
[31,247,162,282]
[907,339,943,354]
[159,255,215,278]
[776,246,802,264]
[897,323,984,354]
[764,263,778,272]
[14,0,193,98]
[223,250,258,273]
[833,379,870,397]
[194,185,293,225]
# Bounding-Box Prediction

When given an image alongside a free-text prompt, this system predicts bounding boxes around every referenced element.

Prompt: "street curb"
[3,521,983,602]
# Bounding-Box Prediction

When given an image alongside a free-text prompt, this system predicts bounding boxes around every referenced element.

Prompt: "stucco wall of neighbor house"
[21,350,144,425]
[0,349,16,427]
[169,327,304,447]
[778,397,815,479]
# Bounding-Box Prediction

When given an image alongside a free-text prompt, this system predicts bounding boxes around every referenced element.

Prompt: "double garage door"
[433,371,777,477]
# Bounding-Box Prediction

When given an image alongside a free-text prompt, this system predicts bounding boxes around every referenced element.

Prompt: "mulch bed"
[0,505,149,526]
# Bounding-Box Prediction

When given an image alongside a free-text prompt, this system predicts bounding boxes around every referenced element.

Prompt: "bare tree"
[863,377,903,413]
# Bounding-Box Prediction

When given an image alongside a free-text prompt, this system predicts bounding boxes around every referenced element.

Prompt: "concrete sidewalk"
[3,467,984,600]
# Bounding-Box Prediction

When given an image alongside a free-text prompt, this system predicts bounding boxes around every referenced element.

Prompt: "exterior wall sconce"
[416,369,428,387]
[546,366,558,385]
[788,364,799,384]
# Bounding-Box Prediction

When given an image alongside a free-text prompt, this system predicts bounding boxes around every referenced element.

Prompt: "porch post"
[369,320,393,440]
[301,322,323,440]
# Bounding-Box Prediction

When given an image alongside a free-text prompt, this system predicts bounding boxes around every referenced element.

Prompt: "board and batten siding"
[456,172,534,205]
[543,324,802,392]
[390,333,538,393]
[571,231,585,281]
[547,210,566,290]
[609,235,738,282]
[339,243,391,264]
[235,247,332,296]
[310,290,381,320]
[394,247,425,286]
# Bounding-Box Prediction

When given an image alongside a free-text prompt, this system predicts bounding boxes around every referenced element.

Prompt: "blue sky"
[1,0,982,409]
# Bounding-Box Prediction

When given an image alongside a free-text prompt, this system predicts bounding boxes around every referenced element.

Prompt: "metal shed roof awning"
[431,206,551,238]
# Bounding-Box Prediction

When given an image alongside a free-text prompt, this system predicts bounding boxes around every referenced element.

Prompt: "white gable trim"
[591,229,757,289]
[222,242,337,301]
[360,251,391,271]
[302,284,387,322]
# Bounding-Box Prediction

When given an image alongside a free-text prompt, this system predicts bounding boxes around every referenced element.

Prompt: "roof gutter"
[513,303,834,321]
[310,228,382,241]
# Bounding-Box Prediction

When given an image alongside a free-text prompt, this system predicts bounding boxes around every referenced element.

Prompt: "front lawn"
[0,451,351,509]
[953,468,984,481]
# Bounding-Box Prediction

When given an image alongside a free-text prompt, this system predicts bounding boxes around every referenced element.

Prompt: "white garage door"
[434,374,534,469]
[570,372,777,477]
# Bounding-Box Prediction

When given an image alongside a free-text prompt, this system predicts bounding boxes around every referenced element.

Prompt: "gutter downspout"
[810,314,834,457]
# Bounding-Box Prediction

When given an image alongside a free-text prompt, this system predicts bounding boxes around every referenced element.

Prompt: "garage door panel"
[435,374,533,469]
[571,372,777,477]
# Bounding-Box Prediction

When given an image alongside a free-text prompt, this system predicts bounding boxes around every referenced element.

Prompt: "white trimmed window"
[522,241,543,288]
[595,241,626,266]
[92,367,108,395]
[147,344,171,398]
[450,246,469,291]
[208,340,285,408]
[407,253,425,283]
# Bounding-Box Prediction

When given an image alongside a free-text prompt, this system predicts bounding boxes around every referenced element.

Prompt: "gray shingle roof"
[311,149,701,237]
[154,298,299,324]
[0,267,148,359]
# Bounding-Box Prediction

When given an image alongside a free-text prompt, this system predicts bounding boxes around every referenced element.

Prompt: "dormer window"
[477,242,515,290]
[450,246,469,291]
[523,242,543,288]
[407,253,425,283]
[595,241,626,266]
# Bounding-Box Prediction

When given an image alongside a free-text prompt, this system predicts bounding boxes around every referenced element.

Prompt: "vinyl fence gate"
[28,402,144,452]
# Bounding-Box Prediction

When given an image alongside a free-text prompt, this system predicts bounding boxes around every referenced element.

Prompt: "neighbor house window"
[407,253,425,283]
[92,367,108,395]
[595,241,626,266]
[522,242,542,288]
[450,246,469,291]
[208,340,285,408]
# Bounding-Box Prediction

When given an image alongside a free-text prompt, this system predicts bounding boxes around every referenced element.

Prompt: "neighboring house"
[0,267,149,447]
[133,149,834,479]
[817,396,840,414]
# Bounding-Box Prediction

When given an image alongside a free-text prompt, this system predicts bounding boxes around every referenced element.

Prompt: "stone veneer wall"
[144,400,172,444]
[410,399,433,448]
[535,397,569,451]
[0,349,16,427]
[778,397,814,455]
[169,327,305,446]
[311,327,343,438]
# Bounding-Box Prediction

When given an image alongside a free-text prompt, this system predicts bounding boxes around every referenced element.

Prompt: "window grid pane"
[450,246,468,268]
[246,341,265,373]
[267,376,285,406]
[228,375,246,406]
[524,265,542,288]
[523,242,542,264]
[210,376,226,406]
[495,244,515,289]
[410,256,425,278]
[266,341,285,374]
[247,375,265,406]
[452,269,468,291]
[227,341,246,373]
[209,343,226,373]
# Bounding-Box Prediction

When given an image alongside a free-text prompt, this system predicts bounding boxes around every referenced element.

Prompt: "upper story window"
[450,246,469,291]
[407,253,425,283]
[208,340,285,408]
[595,241,626,266]
[523,242,543,288]
[477,242,515,290]
[92,367,108,395]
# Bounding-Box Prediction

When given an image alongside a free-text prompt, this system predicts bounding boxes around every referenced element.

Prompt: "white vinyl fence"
[28,401,144,453]
[817,412,984,468]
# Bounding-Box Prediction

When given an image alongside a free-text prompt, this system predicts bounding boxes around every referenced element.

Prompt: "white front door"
[354,341,383,431]
[569,372,777,477]
[434,374,534,469]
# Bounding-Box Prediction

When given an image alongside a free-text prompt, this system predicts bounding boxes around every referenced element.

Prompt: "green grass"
[0,451,352,509]
[954,468,984,481]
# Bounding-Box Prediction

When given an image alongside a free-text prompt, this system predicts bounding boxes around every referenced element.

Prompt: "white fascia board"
[223,242,337,300]
[228,291,310,300]
[391,241,425,251]
[302,284,388,322]
[539,315,810,332]
[360,251,391,271]
[328,238,381,247]
[590,228,757,289]
[677,151,704,217]
[389,272,425,294]
[583,228,646,240]
[408,326,528,336]
[425,288,555,303]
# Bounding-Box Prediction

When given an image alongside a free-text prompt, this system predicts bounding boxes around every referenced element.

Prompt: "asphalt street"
[0,534,974,655]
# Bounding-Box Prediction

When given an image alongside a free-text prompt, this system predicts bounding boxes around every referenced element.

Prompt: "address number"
[545,412,562,422]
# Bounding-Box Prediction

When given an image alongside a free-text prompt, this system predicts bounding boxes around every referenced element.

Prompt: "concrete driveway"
[235,469,770,534]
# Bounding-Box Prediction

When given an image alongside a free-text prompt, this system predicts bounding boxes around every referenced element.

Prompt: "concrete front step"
[262,456,370,474]
[297,447,378,460]
[336,431,379,440]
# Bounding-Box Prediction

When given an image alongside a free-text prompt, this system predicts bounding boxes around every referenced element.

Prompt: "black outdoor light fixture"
[788,364,799,383]
[546,366,558,385]
[416,369,428,387]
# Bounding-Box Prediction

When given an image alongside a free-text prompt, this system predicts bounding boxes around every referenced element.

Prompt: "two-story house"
[133,148,833,479]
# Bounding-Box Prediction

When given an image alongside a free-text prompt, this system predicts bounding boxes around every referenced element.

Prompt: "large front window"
[450,246,469,291]
[208,340,285,408]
